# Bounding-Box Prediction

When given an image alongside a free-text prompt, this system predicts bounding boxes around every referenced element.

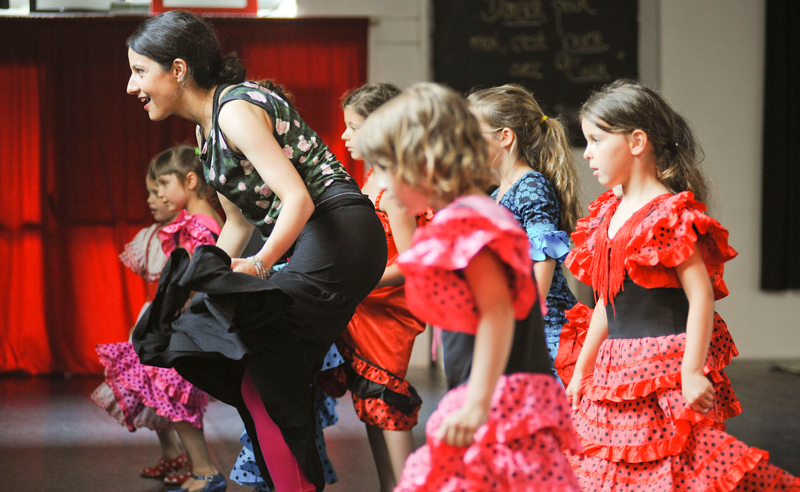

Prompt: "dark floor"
[1,361,798,492]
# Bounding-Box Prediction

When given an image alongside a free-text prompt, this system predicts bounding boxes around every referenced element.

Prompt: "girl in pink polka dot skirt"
[357,82,582,492]
[92,146,228,492]
[556,79,800,491]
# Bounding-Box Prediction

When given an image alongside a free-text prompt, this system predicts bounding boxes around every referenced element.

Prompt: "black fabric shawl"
[132,245,294,384]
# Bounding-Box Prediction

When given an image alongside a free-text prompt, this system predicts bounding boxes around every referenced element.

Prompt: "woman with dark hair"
[127,10,386,492]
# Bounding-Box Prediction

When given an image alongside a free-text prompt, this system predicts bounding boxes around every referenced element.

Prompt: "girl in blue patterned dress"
[468,85,582,380]
[126,11,386,492]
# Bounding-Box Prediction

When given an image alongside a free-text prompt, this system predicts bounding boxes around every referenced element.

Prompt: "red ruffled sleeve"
[397,196,536,335]
[566,191,737,300]
[565,190,619,285]
[625,191,738,300]
[158,210,221,256]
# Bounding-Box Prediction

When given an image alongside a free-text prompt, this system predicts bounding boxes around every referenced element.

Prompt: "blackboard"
[434,0,638,143]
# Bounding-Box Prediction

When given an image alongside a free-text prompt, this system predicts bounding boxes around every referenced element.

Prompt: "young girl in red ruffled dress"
[92,145,227,492]
[336,82,430,492]
[358,82,581,492]
[557,79,800,491]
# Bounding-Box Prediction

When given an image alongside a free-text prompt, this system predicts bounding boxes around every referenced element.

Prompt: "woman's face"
[146,176,176,223]
[341,107,366,160]
[126,48,180,122]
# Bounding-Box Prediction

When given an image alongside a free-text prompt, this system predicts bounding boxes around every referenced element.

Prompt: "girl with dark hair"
[558,79,799,490]
[335,82,427,492]
[94,145,224,492]
[467,84,580,383]
[127,10,386,492]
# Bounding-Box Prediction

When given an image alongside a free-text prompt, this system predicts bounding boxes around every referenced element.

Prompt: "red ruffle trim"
[398,201,536,335]
[332,341,421,431]
[570,433,800,492]
[566,191,738,300]
[554,303,592,387]
[415,208,435,228]
[584,314,739,406]
[574,387,735,463]
[625,192,737,300]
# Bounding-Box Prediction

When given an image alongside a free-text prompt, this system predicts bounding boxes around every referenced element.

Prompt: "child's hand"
[565,375,583,411]
[230,257,257,276]
[682,371,714,414]
[437,402,489,448]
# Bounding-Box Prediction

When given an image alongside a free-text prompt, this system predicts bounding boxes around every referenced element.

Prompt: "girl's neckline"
[606,192,671,240]
[494,169,536,204]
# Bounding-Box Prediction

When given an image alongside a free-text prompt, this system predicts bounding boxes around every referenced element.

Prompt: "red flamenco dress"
[323,185,428,431]
[92,211,220,431]
[556,190,800,491]
[394,195,581,492]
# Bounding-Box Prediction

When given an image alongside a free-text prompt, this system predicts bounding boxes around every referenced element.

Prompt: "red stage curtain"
[0,16,367,375]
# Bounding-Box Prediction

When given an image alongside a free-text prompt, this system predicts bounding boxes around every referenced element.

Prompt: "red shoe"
[141,453,187,478]
[163,467,193,485]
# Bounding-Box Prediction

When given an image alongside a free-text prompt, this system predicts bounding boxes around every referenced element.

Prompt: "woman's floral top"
[200,82,353,236]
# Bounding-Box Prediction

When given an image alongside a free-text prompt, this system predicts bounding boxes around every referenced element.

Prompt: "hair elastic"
[539,115,549,124]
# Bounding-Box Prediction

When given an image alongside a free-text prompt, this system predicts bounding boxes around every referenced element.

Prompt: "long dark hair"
[127,10,245,89]
[580,79,708,203]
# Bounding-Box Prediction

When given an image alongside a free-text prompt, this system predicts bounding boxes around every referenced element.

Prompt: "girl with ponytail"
[557,79,799,490]
[127,10,387,492]
[467,84,580,381]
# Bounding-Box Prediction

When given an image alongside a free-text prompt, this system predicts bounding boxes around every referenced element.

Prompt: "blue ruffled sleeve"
[507,173,571,262]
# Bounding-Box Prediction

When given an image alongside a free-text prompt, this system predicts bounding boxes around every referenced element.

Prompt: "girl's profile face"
[126,48,179,122]
[341,107,365,160]
[156,173,190,212]
[581,118,633,189]
[372,165,431,217]
[146,176,176,223]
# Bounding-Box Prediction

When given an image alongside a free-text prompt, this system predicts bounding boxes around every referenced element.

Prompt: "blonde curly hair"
[357,82,494,204]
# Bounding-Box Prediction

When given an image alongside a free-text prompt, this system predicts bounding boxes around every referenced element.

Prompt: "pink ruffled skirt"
[93,341,208,431]
[395,373,582,492]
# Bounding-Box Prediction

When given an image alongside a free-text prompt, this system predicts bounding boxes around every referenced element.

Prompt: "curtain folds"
[0,16,367,374]
[761,1,800,290]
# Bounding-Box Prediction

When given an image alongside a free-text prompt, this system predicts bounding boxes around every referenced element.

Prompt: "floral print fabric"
[200,82,353,236]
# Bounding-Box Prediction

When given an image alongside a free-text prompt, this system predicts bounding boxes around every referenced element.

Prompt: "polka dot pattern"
[394,374,582,492]
[397,196,537,336]
[332,341,421,431]
[561,193,798,489]
[569,427,800,491]
[95,341,207,430]
[566,190,737,302]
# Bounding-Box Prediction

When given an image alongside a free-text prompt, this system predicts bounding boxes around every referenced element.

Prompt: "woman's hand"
[682,371,714,414]
[230,257,257,276]
[437,401,489,447]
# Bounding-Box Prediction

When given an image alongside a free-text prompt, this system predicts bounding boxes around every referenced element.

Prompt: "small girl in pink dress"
[357,83,581,492]
[92,145,227,492]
